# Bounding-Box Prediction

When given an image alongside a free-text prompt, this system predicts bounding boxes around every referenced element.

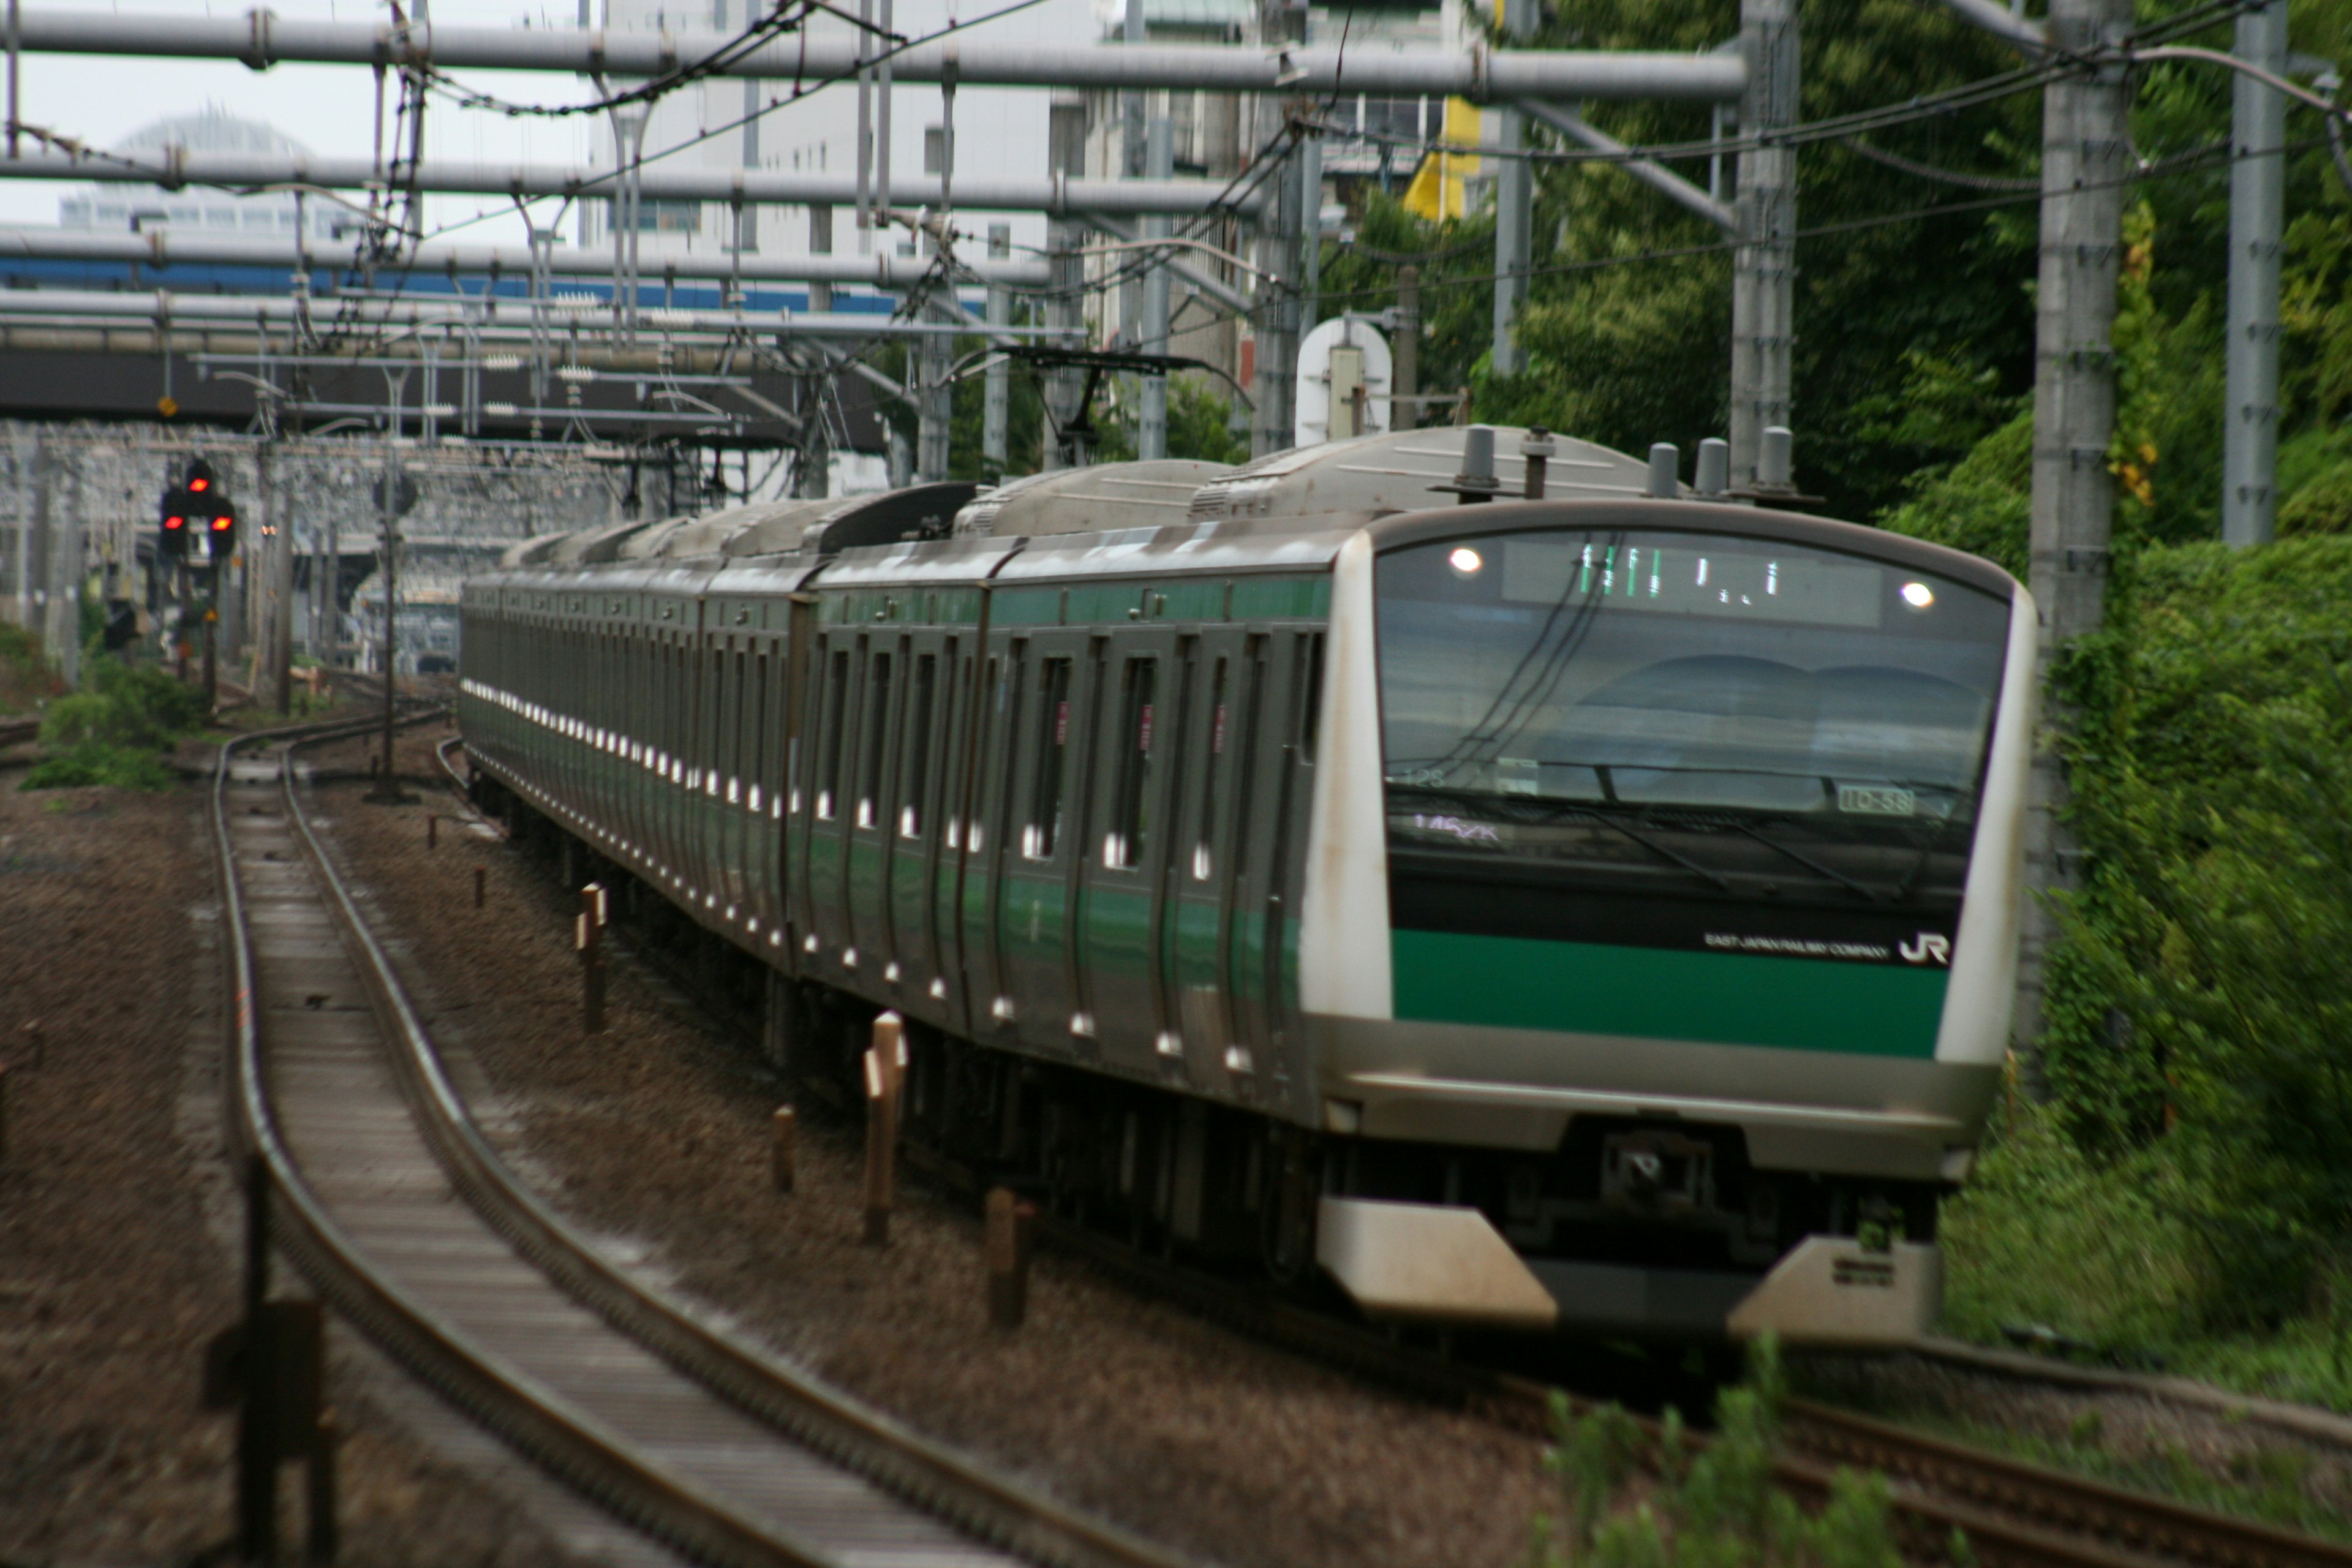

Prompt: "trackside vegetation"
[1531,1340,1920,1568]
[20,655,206,791]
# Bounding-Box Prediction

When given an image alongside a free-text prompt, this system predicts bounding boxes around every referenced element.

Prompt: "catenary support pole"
[2223,0,2285,547]
[1490,0,1537,376]
[983,224,1012,477]
[1044,92,1088,469]
[2015,0,2133,1093]
[916,270,953,483]
[1139,116,1175,461]
[1251,131,1302,457]
[1729,0,1797,489]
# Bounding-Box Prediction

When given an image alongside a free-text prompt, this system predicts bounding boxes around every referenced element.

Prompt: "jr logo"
[1899,932,1953,966]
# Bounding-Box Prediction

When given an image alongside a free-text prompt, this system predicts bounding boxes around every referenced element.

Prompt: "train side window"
[900,652,937,839]
[817,647,850,819]
[1104,657,1157,870]
[858,650,894,830]
[1022,657,1072,860]
[752,650,769,809]
[1297,633,1325,760]
[1193,658,1229,881]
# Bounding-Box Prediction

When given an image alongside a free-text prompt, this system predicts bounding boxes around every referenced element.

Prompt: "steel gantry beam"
[0,149,1248,219]
[0,227,1052,288]
[10,7,1746,102]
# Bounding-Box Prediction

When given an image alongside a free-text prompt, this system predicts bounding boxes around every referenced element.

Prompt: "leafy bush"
[1531,1340,1913,1568]
[18,654,203,793]
[0,620,64,715]
[21,740,179,791]
[39,658,206,750]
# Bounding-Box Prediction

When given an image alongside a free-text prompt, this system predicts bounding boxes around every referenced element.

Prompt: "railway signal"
[158,486,192,559]
[179,458,238,558]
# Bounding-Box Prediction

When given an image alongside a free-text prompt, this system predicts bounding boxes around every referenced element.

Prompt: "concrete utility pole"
[983,224,1013,477]
[1490,0,1537,376]
[1138,116,1175,461]
[265,444,294,714]
[916,274,953,483]
[2015,0,2134,1091]
[1044,92,1089,470]
[2222,0,2285,547]
[1729,0,1797,489]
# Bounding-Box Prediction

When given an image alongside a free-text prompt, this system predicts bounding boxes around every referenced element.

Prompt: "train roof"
[951,460,1234,538]
[720,481,979,557]
[1186,425,1659,523]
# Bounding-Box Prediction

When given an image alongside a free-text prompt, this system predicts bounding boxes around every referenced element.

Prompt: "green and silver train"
[459,427,2035,1345]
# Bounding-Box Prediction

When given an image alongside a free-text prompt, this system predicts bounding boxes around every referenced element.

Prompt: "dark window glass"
[1193,657,1228,881]
[1025,657,1072,859]
[1107,657,1156,869]
[818,647,850,819]
[902,653,937,839]
[1374,527,2011,897]
[859,650,894,829]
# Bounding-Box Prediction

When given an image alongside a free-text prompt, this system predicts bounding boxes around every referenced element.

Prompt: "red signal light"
[210,516,232,531]
[165,515,185,530]
[189,476,210,492]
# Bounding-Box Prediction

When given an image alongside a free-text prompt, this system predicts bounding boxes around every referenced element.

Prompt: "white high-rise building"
[58,108,345,239]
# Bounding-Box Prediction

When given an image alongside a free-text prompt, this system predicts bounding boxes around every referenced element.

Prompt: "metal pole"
[916,277,952,483]
[1044,92,1087,470]
[1138,115,1174,461]
[2015,0,2132,1091]
[2222,0,2285,548]
[1394,265,1420,428]
[373,442,400,791]
[1250,132,1302,458]
[1489,0,1536,377]
[983,224,1012,477]
[1729,0,1796,489]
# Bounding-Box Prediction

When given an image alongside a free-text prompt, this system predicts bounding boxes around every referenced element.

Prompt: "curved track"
[210,717,1191,1568]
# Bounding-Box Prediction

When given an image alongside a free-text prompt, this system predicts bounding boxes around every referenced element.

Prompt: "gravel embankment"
[317,727,1555,1568]
[0,741,613,1567]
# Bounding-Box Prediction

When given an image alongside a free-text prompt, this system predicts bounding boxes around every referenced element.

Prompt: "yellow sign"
[157,394,180,418]
[1401,99,1482,224]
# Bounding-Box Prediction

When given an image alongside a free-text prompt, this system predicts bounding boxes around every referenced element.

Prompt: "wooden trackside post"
[862,1013,903,1245]
[206,1158,341,1563]
[771,1106,797,1194]
[986,1187,1037,1330]
[577,883,608,1035]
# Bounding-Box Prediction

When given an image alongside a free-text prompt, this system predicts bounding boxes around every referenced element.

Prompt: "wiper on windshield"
[1387,783,1734,893]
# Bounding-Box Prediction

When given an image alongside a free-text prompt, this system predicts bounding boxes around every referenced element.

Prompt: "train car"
[460,426,2034,1345]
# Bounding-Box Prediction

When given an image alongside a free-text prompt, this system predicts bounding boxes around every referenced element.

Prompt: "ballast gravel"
[317,726,1555,1568]
[0,741,594,1567]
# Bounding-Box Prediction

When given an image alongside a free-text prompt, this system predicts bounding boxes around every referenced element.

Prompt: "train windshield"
[1375,528,2011,895]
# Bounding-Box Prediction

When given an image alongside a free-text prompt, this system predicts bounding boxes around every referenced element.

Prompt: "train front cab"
[1295,500,2039,1346]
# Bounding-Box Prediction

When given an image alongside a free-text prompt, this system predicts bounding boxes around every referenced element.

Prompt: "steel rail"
[218,719,1195,1568]
[213,711,831,1568]
[10,8,1744,100]
[894,1152,2350,1568]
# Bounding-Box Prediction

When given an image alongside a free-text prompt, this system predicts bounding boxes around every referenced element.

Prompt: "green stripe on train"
[1389,929,1947,1057]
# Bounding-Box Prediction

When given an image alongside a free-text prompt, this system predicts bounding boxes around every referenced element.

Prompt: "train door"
[929,638,980,1035]
[960,643,1021,1032]
[1077,622,1185,1065]
[803,631,860,969]
[1227,630,1322,1068]
[1168,630,1246,1077]
[845,633,904,980]
[998,631,1098,1049]
[887,633,951,1008]
[780,597,819,974]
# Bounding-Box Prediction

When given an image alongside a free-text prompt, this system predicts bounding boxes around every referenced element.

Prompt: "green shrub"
[1530,1340,1914,1568]
[20,739,179,791]
[0,620,64,715]
[39,658,206,750]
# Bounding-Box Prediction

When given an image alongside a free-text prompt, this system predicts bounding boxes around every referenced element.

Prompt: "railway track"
[210,717,1192,1568]
[411,726,2352,1568]
[898,1153,2351,1568]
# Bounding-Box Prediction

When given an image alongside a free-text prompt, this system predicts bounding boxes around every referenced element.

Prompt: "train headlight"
[1899,581,1935,611]
[1449,546,1484,577]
